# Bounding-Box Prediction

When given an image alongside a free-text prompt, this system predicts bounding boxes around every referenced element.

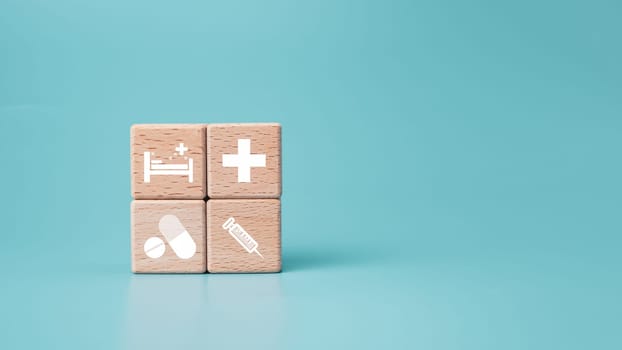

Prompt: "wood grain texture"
[207,199,281,273]
[207,123,281,198]
[131,124,206,199]
[131,200,206,273]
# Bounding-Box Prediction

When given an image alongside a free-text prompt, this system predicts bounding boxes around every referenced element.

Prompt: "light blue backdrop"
[1,1,620,349]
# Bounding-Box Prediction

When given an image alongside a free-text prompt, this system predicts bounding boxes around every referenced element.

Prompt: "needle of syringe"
[254,249,264,259]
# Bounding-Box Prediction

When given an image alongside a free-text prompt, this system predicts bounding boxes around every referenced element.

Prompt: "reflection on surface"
[124,274,284,349]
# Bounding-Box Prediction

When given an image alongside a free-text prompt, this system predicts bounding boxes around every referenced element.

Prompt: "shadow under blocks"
[130,123,282,273]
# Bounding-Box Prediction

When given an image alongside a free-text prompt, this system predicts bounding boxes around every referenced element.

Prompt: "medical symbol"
[143,214,197,259]
[222,139,266,183]
[175,143,188,155]
[222,217,263,258]
[144,144,193,183]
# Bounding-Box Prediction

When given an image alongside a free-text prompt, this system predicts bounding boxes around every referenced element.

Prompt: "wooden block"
[131,200,206,273]
[207,123,281,198]
[131,124,206,199]
[207,199,281,273]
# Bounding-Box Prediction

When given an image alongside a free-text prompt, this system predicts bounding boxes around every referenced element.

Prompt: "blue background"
[1,1,621,349]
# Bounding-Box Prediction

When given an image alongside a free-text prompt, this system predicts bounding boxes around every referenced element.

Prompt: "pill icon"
[144,237,166,259]
[158,214,197,259]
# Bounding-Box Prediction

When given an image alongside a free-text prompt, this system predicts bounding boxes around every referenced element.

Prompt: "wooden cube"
[131,124,206,199]
[207,199,281,273]
[207,123,281,198]
[131,200,206,273]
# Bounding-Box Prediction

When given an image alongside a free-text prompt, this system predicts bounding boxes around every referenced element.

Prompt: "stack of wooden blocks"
[130,123,281,273]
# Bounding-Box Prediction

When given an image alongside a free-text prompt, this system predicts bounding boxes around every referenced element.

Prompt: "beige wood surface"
[132,200,206,273]
[131,124,206,199]
[207,199,281,273]
[207,123,281,199]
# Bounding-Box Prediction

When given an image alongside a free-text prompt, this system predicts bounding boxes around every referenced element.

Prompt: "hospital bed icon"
[144,150,194,183]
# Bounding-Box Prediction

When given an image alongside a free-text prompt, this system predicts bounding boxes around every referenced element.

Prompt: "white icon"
[175,143,188,155]
[222,139,266,183]
[144,143,193,183]
[222,217,263,258]
[143,237,166,259]
[143,214,197,260]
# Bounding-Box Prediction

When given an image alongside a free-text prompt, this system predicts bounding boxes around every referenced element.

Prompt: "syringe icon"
[222,217,264,258]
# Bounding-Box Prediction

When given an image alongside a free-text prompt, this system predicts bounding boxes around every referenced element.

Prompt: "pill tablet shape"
[144,237,166,259]
[158,214,197,259]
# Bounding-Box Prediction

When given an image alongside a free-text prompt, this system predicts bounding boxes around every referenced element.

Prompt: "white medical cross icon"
[222,139,266,183]
[175,143,188,155]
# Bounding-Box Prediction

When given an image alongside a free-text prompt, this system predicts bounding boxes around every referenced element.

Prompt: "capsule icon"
[157,214,197,259]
